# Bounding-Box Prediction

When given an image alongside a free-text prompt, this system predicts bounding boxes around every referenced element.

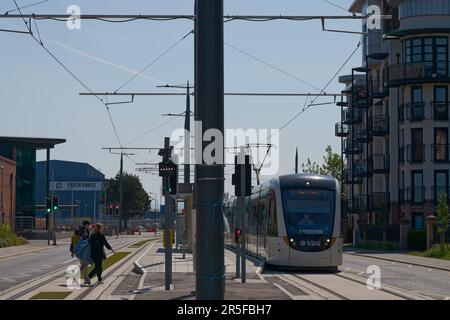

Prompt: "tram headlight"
[326,238,331,244]
[290,238,296,246]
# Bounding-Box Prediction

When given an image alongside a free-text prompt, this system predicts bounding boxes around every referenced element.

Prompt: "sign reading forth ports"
[50,181,104,191]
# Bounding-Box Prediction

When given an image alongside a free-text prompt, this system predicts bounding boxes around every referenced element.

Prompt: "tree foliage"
[301,145,344,182]
[437,193,449,254]
[106,172,150,228]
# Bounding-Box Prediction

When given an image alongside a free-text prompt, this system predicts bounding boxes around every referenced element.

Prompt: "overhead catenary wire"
[321,0,351,13]
[4,0,51,15]
[12,1,125,149]
[114,29,194,93]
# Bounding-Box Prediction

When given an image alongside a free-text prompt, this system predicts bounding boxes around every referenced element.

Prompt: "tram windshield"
[281,189,335,236]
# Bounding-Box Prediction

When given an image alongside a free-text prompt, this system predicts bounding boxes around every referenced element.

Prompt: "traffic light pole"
[239,148,246,283]
[163,137,173,291]
[119,152,124,235]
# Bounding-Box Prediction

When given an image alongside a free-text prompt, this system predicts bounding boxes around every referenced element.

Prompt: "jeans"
[88,258,103,282]
[80,260,89,282]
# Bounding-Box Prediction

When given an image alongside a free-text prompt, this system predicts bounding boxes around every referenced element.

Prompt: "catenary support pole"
[119,152,123,234]
[163,137,173,290]
[239,147,246,283]
[195,0,225,300]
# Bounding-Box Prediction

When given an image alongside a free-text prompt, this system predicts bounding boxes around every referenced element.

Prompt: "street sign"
[50,181,104,191]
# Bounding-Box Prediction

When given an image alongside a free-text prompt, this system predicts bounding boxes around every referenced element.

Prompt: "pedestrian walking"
[88,223,115,284]
[70,220,92,286]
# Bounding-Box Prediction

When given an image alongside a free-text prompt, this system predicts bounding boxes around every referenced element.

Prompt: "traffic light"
[52,196,59,213]
[232,155,252,196]
[115,204,120,216]
[108,204,113,215]
[45,197,52,214]
[168,165,178,195]
[159,161,177,177]
[235,228,242,244]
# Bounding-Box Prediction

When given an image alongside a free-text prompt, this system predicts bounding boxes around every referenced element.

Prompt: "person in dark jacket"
[88,223,115,284]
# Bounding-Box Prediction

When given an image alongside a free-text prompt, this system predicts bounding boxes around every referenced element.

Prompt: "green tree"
[106,172,150,230]
[437,193,449,254]
[302,145,345,183]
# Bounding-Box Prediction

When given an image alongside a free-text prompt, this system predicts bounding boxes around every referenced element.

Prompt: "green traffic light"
[46,209,51,213]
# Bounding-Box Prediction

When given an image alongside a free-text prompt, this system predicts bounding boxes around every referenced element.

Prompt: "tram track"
[1,237,156,300]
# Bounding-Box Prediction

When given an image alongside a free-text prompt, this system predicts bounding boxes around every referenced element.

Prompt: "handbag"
[74,239,93,264]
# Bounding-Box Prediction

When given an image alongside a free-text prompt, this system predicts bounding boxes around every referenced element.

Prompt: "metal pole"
[163,137,172,290]
[195,0,225,300]
[185,80,191,184]
[46,148,50,246]
[119,152,124,234]
[71,190,74,227]
[295,148,299,174]
[239,147,246,283]
[52,170,56,246]
[94,191,97,224]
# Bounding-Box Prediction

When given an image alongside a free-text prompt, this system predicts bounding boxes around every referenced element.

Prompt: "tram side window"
[267,196,278,236]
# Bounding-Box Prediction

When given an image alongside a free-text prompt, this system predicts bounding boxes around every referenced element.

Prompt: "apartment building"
[337,0,450,246]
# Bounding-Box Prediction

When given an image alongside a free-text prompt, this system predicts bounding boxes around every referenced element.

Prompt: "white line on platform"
[62,258,78,264]
[1,278,16,283]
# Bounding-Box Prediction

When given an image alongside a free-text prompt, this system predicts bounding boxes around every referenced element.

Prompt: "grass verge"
[128,239,152,248]
[30,291,72,300]
[87,252,130,277]
[410,245,450,260]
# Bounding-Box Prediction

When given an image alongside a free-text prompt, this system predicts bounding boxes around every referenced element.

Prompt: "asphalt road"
[341,253,450,300]
[0,236,140,293]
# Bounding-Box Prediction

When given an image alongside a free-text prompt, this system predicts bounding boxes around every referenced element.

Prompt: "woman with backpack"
[70,220,92,286]
[88,223,115,284]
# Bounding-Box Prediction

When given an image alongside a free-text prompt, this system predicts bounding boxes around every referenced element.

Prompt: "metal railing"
[335,122,348,137]
[431,144,450,163]
[406,144,426,163]
[371,115,390,136]
[406,187,426,205]
[406,102,426,121]
[371,154,390,173]
[432,101,449,121]
[385,62,450,86]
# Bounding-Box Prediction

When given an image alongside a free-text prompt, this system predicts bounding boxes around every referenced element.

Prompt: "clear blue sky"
[0,0,361,204]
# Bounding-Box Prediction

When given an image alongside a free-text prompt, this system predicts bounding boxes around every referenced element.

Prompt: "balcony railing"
[407,187,426,205]
[342,109,363,125]
[369,193,390,211]
[432,101,449,121]
[371,154,390,173]
[406,102,426,121]
[343,139,363,155]
[384,62,450,87]
[343,169,362,184]
[355,127,371,143]
[335,122,349,137]
[431,144,450,163]
[432,187,450,204]
[371,115,389,136]
[406,144,426,163]
[369,76,388,98]
[355,159,372,177]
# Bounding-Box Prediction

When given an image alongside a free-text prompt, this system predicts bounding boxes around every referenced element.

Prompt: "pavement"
[0,240,60,261]
[344,248,450,272]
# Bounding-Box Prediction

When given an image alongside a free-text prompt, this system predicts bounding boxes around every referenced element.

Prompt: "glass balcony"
[384,62,450,87]
[371,115,390,136]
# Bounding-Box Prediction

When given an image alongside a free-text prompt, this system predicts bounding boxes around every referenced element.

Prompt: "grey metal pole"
[46,148,50,246]
[119,152,123,234]
[295,148,299,174]
[93,191,97,224]
[184,80,191,184]
[71,190,74,227]
[52,170,56,246]
[239,148,246,283]
[195,0,225,300]
[163,137,172,290]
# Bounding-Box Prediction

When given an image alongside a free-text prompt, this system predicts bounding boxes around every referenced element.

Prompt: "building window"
[412,213,424,230]
[412,171,424,204]
[434,128,449,162]
[411,128,424,162]
[399,0,450,19]
[410,87,424,120]
[434,86,449,120]
[435,170,449,202]
[404,37,448,76]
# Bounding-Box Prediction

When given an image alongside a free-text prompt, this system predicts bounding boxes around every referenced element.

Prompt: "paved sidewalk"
[110,243,289,300]
[345,248,450,272]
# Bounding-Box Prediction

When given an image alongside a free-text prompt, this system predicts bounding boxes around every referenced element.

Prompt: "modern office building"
[0,136,66,231]
[0,156,16,229]
[337,0,450,247]
[36,160,106,223]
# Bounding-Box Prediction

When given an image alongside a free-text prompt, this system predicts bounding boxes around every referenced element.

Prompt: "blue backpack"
[74,239,93,264]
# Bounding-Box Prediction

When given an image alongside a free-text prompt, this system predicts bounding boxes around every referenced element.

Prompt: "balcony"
[343,139,363,155]
[343,169,362,185]
[432,187,450,204]
[351,195,368,213]
[371,154,390,174]
[432,101,449,121]
[370,77,388,99]
[406,144,426,163]
[371,115,389,136]
[431,144,450,163]
[355,127,371,143]
[369,193,390,211]
[335,122,348,137]
[355,159,372,177]
[384,62,450,87]
[342,110,363,125]
[406,102,425,121]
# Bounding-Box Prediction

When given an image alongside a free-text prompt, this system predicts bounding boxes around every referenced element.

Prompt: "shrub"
[407,230,427,251]
[0,224,28,247]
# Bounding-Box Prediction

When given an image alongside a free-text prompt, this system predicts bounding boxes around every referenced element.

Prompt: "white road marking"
[1,278,16,283]
[62,258,78,264]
